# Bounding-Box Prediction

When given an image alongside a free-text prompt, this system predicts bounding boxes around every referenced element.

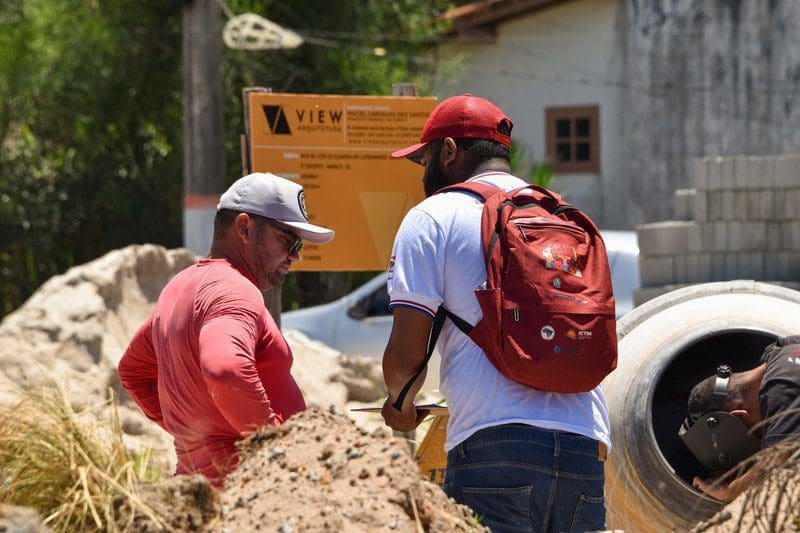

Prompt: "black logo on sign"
[263,105,292,135]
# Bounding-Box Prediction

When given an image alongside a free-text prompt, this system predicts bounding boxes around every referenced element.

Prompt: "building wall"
[437,0,625,227]
[620,0,800,226]
[436,0,800,229]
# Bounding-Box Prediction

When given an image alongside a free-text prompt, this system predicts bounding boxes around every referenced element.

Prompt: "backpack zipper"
[515,218,585,240]
[513,309,520,321]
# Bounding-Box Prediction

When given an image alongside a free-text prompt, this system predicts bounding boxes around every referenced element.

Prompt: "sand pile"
[126,407,484,532]
[0,504,49,532]
[218,407,483,532]
[0,244,196,406]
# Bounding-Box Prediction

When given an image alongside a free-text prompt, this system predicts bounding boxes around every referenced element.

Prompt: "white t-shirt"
[388,171,611,451]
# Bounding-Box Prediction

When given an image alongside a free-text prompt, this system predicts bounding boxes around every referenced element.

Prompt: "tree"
[0,0,183,316]
[0,0,458,317]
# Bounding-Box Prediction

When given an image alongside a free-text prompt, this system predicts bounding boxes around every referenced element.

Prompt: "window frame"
[545,105,600,174]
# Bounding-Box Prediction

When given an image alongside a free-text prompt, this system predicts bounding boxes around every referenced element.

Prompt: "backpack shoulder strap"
[437,180,506,202]
[509,184,578,216]
[391,305,473,411]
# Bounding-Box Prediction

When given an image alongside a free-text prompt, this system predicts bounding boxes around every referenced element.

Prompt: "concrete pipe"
[602,280,800,532]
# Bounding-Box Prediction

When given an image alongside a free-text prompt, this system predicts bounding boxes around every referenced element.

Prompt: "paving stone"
[707,191,722,220]
[636,221,700,256]
[673,188,696,220]
[706,157,723,191]
[694,191,707,221]
[693,158,707,190]
[766,221,784,251]
[698,221,728,252]
[639,255,674,286]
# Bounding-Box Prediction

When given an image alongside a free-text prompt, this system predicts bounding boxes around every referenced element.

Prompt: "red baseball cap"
[391,94,513,163]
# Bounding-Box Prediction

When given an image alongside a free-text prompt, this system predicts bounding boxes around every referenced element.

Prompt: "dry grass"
[693,437,800,532]
[735,438,800,532]
[0,384,168,532]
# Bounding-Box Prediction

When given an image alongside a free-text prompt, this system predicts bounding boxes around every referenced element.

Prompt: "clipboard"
[350,403,450,416]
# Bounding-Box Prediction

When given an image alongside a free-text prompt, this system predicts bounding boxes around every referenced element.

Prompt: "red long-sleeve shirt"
[118,258,305,481]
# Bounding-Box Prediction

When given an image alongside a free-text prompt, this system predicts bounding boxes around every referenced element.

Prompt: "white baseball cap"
[217,172,334,244]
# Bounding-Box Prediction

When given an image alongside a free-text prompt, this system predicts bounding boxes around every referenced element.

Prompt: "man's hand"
[381,396,430,432]
[693,475,733,502]
[693,454,768,503]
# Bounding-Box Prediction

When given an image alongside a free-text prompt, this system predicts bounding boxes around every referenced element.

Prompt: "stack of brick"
[634,154,800,306]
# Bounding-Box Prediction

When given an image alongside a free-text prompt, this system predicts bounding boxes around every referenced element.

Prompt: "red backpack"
[393,182,617,410]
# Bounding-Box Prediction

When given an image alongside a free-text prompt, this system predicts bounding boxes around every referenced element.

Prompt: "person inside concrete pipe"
[681,335,800,502]
[118,172,334,485]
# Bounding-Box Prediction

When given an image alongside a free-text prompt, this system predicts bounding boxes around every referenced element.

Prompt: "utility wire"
[215,0,234,20]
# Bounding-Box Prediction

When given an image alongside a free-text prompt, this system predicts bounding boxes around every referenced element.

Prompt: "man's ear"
[234,213,252,241]
[441,137,458,166]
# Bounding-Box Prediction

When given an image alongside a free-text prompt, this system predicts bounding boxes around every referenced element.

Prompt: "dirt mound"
[0,244,196,406]
[0,504,49,532]
[127,408,482,532]
[123,475,219,532]
[283,329,386,409]
[217,407,485,532]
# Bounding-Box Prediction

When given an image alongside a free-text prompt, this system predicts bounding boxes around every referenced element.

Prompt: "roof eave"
[442,0,572,39]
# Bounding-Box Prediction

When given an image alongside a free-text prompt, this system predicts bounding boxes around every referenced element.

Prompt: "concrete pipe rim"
[619,280,800,339]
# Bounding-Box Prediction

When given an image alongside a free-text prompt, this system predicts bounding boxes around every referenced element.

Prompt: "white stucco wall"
[436,0,626,227]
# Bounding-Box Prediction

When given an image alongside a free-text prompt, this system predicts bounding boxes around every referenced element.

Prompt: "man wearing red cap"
[119,172,334,485]
[382,95,610,531]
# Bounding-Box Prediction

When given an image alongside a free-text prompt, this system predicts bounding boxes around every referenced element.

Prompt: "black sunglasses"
[260,218,303,255]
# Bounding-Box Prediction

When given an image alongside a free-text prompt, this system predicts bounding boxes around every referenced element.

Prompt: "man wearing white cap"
[119,172,334,484]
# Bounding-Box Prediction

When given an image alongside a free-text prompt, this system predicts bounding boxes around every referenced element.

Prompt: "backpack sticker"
[553,345,581,355]
[540,326,555,340]
[567,329,594,341]
[542,244,583,278]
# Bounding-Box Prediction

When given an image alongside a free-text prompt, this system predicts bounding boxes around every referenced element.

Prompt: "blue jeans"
[442,424,606,533]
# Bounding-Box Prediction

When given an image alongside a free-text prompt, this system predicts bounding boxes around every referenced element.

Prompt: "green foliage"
[0,0,461,316]
[0,0,183,316]
[509,141,554,189]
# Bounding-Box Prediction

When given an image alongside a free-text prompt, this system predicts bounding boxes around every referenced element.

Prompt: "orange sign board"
[414,414,449,485]
[245,91,437,271]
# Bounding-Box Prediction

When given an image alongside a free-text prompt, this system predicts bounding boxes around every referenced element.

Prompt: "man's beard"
[422,144,449,197]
